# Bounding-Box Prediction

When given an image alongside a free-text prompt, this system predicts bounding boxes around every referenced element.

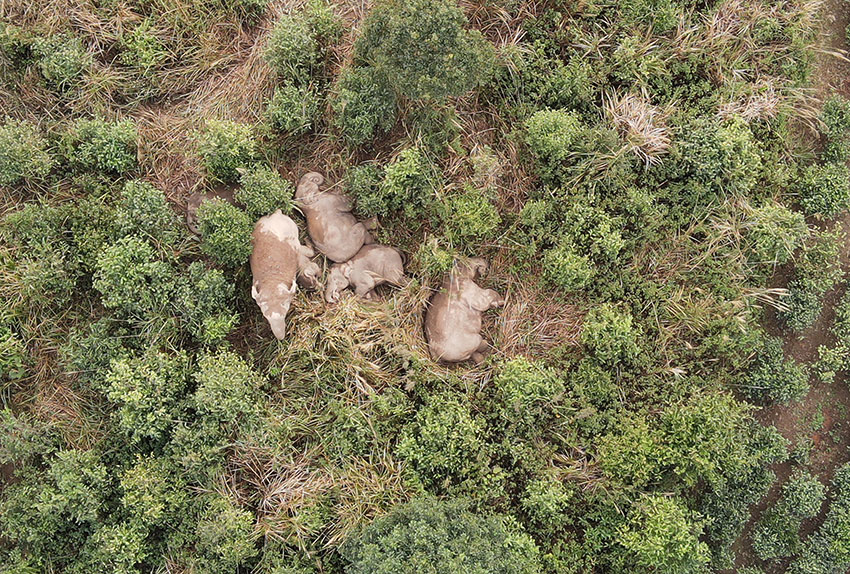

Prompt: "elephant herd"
[240,172,504,364]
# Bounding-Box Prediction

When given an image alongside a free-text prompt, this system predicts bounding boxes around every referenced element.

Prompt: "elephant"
[324,244,405,303]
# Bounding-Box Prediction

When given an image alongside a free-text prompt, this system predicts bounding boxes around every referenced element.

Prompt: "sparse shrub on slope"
[340,497,541,574]
[0,119,53,186]
[751,471,825,560]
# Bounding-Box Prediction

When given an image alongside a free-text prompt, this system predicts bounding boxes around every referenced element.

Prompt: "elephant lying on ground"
[424,258,505,364]
[250,210,320,340]
[324,244,405,303]
[295,171,373,263]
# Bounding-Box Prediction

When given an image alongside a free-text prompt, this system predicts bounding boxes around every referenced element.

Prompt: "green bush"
[441,185,501,244]
[396,394,484,490]
[116,180,182,247]
[235,165,294,218]
[619,0,679,34]
[196,120,255,183]
[265,12,319,82]
[580,304,641,367]
[494,357,566,428]
[60,319,129,389]
[194,494,260,573]
[93,236,175,317]
[617,495,710,574]
[105,351,190,443]
[521,478,574,531]
[332,66,398,146]
[355,0,495,101]
[597,416,661,489]
[120,19,167,73]
[745,201,807,266]
[32,35,90,91]
[196,199,254,267]
[192,350,260,424]
[345,164,384,217]
[820,95,850,162]
[751,471,825,560]
[524,109,585,185]
[265,83,320,135]
[341,497,541,574]
[61,118,138,175]
[120,455,188,529]
[744,336,809,404]
[542,241,595,291]
[0,22,33,67]
[797,162,850,219]
[373,147,439,220]
[0,119,54,186]
[174,262,239,344]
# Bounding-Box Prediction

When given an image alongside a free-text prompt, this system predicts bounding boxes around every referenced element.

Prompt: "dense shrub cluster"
[332,66,398,146]
[60,118,138,175]
[195,120,255,183]
[196,199,254,267]
[265,83,320,135]
[235,165,295,218]
[751,471,825,560]
[743,336,809,404]
[0,119,53,186]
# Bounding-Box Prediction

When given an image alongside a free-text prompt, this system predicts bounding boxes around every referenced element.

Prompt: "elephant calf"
[250,210,320,340]
[295,171,372,263]
[324,244,405,303]
[424,258,505,364]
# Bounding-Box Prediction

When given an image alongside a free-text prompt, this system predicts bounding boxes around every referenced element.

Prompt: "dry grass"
[604,92,671,166]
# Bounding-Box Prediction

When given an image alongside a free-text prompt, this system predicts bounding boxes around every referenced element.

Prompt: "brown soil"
[733,1,850,570]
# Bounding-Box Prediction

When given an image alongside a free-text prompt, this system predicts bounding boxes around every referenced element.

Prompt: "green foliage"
[195,120,255,183]
[32,35,90,91]
[173,262,239,344]
[524,109,585,185]
[196,199,254,267]
[542,241,595,291]
[265,12,317,82]
[597,416,661,489]
[617,495,710,574]
[744,336,809,404]
[371,147,439,220]
[332,66,398,146]
[521,478,574,531]
[120,19,167,73]
[93,236,175,317]
[0,22,33,66]
[192,350,260,424]
[619,0,679,34]
[440,185,501,244]
[345,163,384,217]
[341,497,541,574]
[0,119,54,186]
[105,351,190,443]
[61,118,138,175]
[235,165,295,218]
[265,83,320,135]
[821,95,850,163]
[751,471,825,560]
[396,394,484,490]
[116,180,182,247]
[797,162,850,219]
[120,455,188,528]
[494,357,566,428]
[745,201,808,266]
[194,494,260,573]
[580,304,641,367]
[355,0,495,101]
[60,319,129,389]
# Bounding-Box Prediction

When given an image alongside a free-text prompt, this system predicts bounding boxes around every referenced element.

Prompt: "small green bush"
[120,19,167,73]
[396,394,484,490]
[265,83,320,135]
[745,201,807,265]
[751,471,825,560]
[340,497,541,574]
[332,66,398,146]
[0,319,28,383]
[821,95,850,162]
[93,236,175,317]
[196,120,255,183]
[194,494,260,573]
[441,185,501,244]
[580,304,641,367]
[0,22,33,67]
[120,455,188,528]
[744,336,809,404]
[192,350,260,424]
[375,147,439,220]
[116,180,182,247]
[355,0,495,101]
[0,119,54,186]
[524,109,585,185]
[619,0,679,34]
[797,162,850,219]
[521,478,574,531]
[61,118,138,175]
[174,262,239,344]
[60,319,129,389]
[196,199,254,267]
[265,13,319,83]
[597,416,661,489]
[345,164,385,218]
[235,165,294,218]
[32,35,90,91]
[545,245,595,292]
[411,235,458,279]
[105,351,190,442]
[494,357,566,428]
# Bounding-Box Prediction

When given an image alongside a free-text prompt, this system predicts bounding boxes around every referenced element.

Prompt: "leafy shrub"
[372,147,439,220]
[332,66,398,146]
[580,304,641,367]
[821,95,850,162]
[521,478,574,531]
[619,0,679,34]
[120,455,188,528]
[60,319,129,389]
[0,319,28,383]
[235,165,294,218]
[797,162,850,218]
[174,262,239,344]
[396,394,484,490]
[192,350,260,424]
[93,236,175,317]
[743,336,809,404]
[340,497,541,574]
[116,180,182,247]
[120,19,167,73]
[597,416,661,489]
[265,12,319,82]
[524,109,585,185]
[0,22,33,66]
[32,35,90,91]
[440,185,501,244]
[411,235,457,279]
[15,244,81,309]
[355,0,495,101]
[194,494,260,573]
[494,357,566,428]
[105,351,190,443]
[617,495,710,574]
[745,201,807,266]
[265,83,320,135]
[751,471,825,560]
[196,120,255,183]
[542,241,595,291]
[196,199,254,267]
[345,164,384,217]
[61,118,138,175]
[0,119,54,186]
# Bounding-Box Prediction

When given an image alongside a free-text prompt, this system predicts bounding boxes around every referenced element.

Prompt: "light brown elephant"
[324,244,405,303]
